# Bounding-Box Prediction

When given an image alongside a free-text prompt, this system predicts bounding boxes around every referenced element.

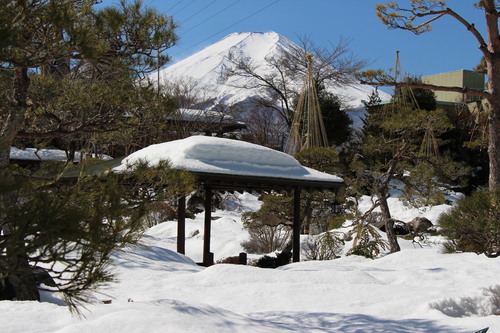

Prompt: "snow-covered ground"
[1,192,498,333]
[10,147,112,162]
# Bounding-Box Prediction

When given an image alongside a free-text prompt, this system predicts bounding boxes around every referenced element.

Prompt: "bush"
[241,212,292,254]
[438,187,500,257]
[143,201,176,227]
[302,231,344,260]
[294,147,339,174]
[241,194,293,254]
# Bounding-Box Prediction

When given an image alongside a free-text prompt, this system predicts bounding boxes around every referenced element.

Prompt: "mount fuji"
[155,31,391,130]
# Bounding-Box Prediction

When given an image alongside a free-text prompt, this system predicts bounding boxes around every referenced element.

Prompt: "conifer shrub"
[347,223,388,259]
[254,242,292,268]
[255,251,292,269]
[438,188,500,257]
[294,147,339,174]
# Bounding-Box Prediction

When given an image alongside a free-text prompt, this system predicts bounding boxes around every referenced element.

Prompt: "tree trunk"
[301,196,312,234]
[485,0,500,190]
[377,190,401,253]
[0,168,40,301]
[0,66,39,300]
[488,99,500,190]
[486,56,500,190]
[6,263,40,301]
[0,67,29,169]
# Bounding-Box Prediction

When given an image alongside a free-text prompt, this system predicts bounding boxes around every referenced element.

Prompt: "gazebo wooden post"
[203,187,213,266]
[177,195,186,254]
[293,187,301,262]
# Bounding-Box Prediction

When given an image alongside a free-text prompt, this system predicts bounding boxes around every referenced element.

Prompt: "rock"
[367,212,409,235]
[32,266,56,287]
[393,220,410,235]
[406,217,433,234]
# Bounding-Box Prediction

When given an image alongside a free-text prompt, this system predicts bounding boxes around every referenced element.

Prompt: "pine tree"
[0,0,178,166]
[363,1,500,190]
[0,0,179,304]
[0,160,194,311]
[318,90,353,146]
[349,83,470,252]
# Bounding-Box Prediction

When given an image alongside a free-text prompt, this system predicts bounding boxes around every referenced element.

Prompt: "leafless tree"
[223,35,368,129]
[162,76,213,110]
[161,77,245,139]
[241,99,289,148]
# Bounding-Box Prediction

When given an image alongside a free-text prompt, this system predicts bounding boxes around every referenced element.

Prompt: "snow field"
[2,192,498,332]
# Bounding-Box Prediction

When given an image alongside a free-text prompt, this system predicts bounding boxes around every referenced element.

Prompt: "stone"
[393,220,410,235]
[407,217,433,234]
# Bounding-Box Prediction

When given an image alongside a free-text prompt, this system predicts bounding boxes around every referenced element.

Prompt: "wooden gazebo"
[116,136,344,266]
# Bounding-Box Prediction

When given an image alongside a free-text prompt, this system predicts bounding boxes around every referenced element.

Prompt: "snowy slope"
[156,31,390,110]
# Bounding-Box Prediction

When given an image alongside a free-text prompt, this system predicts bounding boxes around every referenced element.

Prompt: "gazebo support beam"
[293,187,301,263]
[177,195,186,254]
[203,187,213,266]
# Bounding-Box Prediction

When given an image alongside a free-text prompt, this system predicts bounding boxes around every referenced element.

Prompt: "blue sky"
[104,1,486,77]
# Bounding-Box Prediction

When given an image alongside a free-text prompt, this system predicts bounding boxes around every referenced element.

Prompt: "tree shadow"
[247,311,470,333]
[111,240,201,273]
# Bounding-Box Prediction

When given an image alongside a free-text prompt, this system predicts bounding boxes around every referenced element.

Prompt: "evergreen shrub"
[254,246,292,269]
[347,223,388,259]
[438,188,500,257]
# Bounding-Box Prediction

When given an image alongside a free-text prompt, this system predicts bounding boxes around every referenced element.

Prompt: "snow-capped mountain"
[157,31,389,108]
[151,31,390,136]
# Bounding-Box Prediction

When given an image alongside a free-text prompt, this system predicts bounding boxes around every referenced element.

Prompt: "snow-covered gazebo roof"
[115,136,343,191]
[115,136,344,265]
[114,136,344,266]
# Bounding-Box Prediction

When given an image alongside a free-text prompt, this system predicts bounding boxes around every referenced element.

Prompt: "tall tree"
[361,1,500,190]
[0,0,177,167]
[0,160,194,310]
[318,89,353,146]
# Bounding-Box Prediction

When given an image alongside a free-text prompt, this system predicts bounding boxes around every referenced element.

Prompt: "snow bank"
[2,227,498,332]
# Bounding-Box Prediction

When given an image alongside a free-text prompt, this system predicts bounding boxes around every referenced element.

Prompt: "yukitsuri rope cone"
[285,53,329,155]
